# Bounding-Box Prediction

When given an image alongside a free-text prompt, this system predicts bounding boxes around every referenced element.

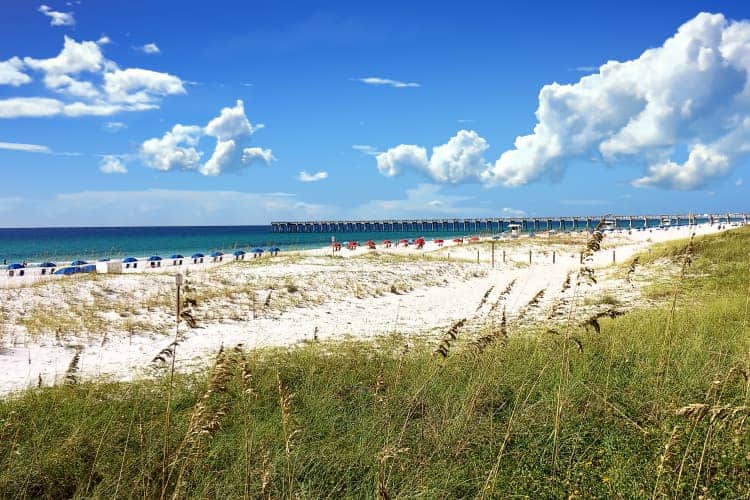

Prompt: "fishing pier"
[271,213,749,233]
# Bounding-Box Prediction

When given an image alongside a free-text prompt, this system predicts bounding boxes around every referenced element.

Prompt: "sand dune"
[0,223,732,395]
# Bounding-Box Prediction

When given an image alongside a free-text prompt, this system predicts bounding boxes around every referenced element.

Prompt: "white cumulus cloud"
[376,130,489,183]
[38,4,75,26]
[140,124,203,171]
[482,12,750,190]
[141,100,272,176]
[377,12,750,191]
[1,36,186,118]
[298,170,328,182]
[98,155,128,174]
[103,68,185,104]
[241,147,275,165]
[0,58,31,87]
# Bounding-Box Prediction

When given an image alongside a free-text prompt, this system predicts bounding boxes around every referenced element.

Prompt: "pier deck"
[270,213,749,233]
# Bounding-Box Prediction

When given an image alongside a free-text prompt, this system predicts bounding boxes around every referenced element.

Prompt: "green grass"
[1,228,749,498]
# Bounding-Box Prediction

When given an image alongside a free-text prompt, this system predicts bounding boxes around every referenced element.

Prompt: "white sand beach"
[0,223,735,395]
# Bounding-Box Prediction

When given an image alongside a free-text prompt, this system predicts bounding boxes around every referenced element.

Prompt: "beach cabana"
[39,262,56,275]
[71,260,87,266]
[123,256,138,269]
[233,250,246,261]
[346,241,358,250]
[7,263,25,277]
[453,238,463,244]
[469,236,480,242]
[383,239,392,248]
[251,248,264,258]
[268,247,280,256]
[170,254,184,266]
[210,251,224,263]
[365,240,376,250]
[148,255,162,268]
[434,239,444,247]
[399,239,409,247]
[191,253,205,264]
[415,237,425,249]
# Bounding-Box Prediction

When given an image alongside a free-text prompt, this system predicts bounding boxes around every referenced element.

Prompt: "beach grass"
[0,228,749,497]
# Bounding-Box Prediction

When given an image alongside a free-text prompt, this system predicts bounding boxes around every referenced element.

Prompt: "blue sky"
[1,0,748,226]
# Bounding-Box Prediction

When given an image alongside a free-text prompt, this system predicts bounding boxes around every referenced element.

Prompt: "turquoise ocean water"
[0,217,723,264]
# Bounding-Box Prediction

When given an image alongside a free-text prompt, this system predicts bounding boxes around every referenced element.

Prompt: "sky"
[1,0,749,227]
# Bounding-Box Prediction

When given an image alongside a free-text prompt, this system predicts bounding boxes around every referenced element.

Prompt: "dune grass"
[0,228,749,498]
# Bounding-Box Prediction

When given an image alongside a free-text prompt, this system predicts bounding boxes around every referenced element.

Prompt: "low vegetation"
[0,228,748,497]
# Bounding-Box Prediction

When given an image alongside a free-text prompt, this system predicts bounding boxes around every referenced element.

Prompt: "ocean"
[0,225,494,263]
[0,217,722,264]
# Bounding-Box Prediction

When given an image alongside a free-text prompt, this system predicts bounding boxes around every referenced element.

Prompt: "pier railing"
[270,213,749,233]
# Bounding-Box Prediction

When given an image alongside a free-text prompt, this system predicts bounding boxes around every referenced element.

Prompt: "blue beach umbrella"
[7,263,25,270]
[123,257,138,263]
[233,250,246,256]
[54,267,77,275]
[39,262,56,268]
[210,251,224,257]
[71,260,87,266]
[191,253,205,259]
[170,254,184,259]
[251,248,264,254]
[268,247,280,253]
[148,255,162,261]
[98,258,111,262]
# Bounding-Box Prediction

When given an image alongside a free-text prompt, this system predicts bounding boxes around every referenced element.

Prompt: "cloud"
[502,207,526,216]
[2,190,335,226]
[140,124,203,171]
[352,144,380,156]
[141,100,273,176]
[0,141,51,153]
[0,36,186,118]
[0,196,24,214]
[103,68,185,104]
[97,36,112,45]
[376,130,489,183]
[38,4,75,26]
[0,57,31,86]
[104,121,126,131]
[481,12,750,190]
[737,178,744,186]
[139,43,161,54]
[570,66,598,72]
[0,97,150,119]
[352,184,486,218]
[0,141,81,156]
[204,99,261,140]
[298,170,328,182]
[241,147,275,165]
[354,77,420,88]
[631,144,732,190]
[98,155,128,174]
[376,12,750,191]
